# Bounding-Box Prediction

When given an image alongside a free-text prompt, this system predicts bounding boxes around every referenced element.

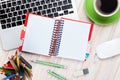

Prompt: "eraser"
[73,68,89,77]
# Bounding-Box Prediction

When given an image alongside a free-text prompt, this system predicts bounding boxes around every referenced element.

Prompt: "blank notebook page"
[22,14,55,55]
[58,19,91,60]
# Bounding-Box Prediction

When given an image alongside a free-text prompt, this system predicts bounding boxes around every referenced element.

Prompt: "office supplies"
[73,68,89,77]
[84,0,120,25]
[19,56,32,69]
[3,73,16,80]
[48,70,66,80]
[20,13,94,61]
[96,38,120,59]
[0,50,32,80]
[31,60,65,69]
[0,0,79,50]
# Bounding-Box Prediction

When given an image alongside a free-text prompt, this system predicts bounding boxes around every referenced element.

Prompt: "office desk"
[0,0,120,80]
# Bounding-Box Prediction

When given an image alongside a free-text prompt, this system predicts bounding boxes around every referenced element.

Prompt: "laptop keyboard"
[0,0,74,29]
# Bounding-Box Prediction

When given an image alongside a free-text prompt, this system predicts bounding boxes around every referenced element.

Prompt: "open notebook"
[20,13,94,61]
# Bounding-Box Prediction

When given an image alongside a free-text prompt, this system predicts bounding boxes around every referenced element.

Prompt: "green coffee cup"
[84,0,120,25]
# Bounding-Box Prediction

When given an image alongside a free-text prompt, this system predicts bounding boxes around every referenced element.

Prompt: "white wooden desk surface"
[0,0,120,80]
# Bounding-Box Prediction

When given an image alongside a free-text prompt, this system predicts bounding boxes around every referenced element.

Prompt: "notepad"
[20,13,94,61]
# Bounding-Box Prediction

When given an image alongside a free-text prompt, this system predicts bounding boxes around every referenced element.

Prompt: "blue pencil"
[3,74,16,80]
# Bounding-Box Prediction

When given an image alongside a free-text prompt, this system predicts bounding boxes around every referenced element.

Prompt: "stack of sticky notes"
[0,51,32,80]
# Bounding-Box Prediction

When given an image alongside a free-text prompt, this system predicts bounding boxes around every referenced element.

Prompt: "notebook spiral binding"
[49,20,64,56]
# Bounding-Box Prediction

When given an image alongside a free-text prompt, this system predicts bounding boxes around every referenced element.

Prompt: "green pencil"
[31,60,65,69]
[48,70,66,80]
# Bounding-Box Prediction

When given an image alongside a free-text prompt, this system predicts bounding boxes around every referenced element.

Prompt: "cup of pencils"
[0,51,32,80]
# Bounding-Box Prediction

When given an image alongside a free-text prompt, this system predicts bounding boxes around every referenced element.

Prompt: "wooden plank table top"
[0,0,120,80]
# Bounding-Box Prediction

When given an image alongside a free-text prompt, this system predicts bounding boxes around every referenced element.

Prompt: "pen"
[48,70,66,80]
[31,60,65,69]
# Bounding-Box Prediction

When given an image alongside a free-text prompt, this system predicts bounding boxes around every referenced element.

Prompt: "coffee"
[100,0,118,14]
[95,0,119,16]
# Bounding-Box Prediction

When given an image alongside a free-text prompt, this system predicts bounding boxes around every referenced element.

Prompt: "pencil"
[3,74,16,80]
[48,70,66,80]
[31,60,65,69]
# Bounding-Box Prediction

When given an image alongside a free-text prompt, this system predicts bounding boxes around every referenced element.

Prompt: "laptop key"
[0,14,7,19]
[47,9,51,14]
[12,1,16,6]
[42,10,46,15]
[16,6,20,10]
[52,8,56,12]
[1,25,6,29]
[62,4,73,10]
[64,10,68,15]
[48,14,53,18]
[7,18,11,23]
[69,11,74,14]
[11,7,15,11]
[48,4,52,8]
[38,6,42,10]
[41,0,45,5]
[13,12,17,16]
[53,3,57,7]
[17,21,22,26]
[6,8,10,13]
[8,13,12,17]
[7,3,11,7]
[23,10,27,14]
[33,7,37,11]
[58,1,62,6]
[21,5,25,9]
[68,0,72,3]
[26,4,30,8]
[18,11,22,15]
[12,17,16,21]
[1,20,6,24]
[0,10,5,14]
[57,7,61,11]
[0,5,2,9]
[59,13,64,16]
[22,15,26,19]
[7,24,11,28]
[27,0,32,2]
[12,22,16,27]
[63,0,68,5]
[22,0,27,4]
[17,0,22,5]
[17,16,21,20]
[43,5,47,9]
[54,12,58,17]
[2,4,6,8]
[31,3,35,7]
[36,1,40,6]
[37,11,41,15]
[46,0,50,3]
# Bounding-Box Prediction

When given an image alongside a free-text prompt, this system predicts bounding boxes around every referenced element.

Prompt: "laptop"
[0,0,79,50]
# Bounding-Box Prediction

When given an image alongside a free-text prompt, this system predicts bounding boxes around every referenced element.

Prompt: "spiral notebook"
[20,13,94,61]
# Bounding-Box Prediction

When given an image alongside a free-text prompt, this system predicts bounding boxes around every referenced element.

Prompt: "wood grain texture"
[0,0,120,80]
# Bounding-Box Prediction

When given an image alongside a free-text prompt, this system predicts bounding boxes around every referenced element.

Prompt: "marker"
[31,60,65,69]
[48,70,66,80]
